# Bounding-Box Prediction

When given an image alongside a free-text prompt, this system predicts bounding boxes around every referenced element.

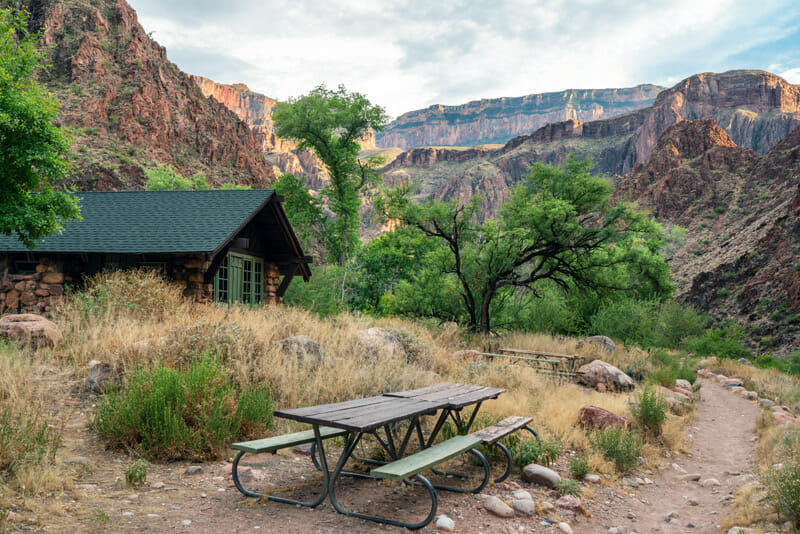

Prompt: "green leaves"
[0,8,80,248]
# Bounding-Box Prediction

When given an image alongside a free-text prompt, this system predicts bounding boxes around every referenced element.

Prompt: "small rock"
[6,511,20,522]
[701,478,720,487]
[622,477,639,488]
[150,481,166,489]
[126,494,138,500]
[512,499,537,515]
[540,501,555,512]
[76,484,97,491]
[675,379,692,390]
[726,528,755,534]
[435,514,455,531]
[758,398,775,408]
[737,358,753,366]
[679,473,701,481]
[292,443,313,455]
[555,495,583,512]
[484,496,514,517]
[643,478,653,485]
[608,528,621,534]
[122,512,133,517]
[664,510,679,522]
[511,490,532,501]
[558,522,574,534]
[185,466,204,475]
[521,464,561,488]
[671,463,687,473]
[64,456,90,465]
[687,497,699,506]
[626,511,636,519]
[182,519,192,526]
[579,405,632,430]
[146,514,159,518]
[584,474,601,483]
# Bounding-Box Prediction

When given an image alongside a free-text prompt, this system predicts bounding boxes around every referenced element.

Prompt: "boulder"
[578,405,631,430]
[272,335,324,364]
[451,349,481,361]
[555,494,583,512]
[672,387,694,401]
[483,495,514,517]
[0,313,62,347]
[697,368,715,378]
[698,356,718,367]
[85,362,118,393]
[675,379,692,390]
[576,335,615,353]
[577,360,634,391]
[521,463,561,488]
[737,358,753,366]
[357,327,406,360]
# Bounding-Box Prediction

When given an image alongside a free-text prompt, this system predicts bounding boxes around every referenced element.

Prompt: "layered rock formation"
[31,0,272,190]
[376,85,664,149]
[616,119,800,352]
[383,71,800,215]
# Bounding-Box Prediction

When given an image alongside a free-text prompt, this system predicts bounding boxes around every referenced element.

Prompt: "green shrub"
[647,366,678,387]
[766,459,800,529]
[786,350,800,376]
[568,453,590,479]
[675,363,697,385]
[684,324,751,359]
[92,355,273,460]
[511,437,561,469]
[588,299,656,347]
[0,406,61,478]
[125,459,147,486]
[555,478,582,497]
[631,386,668,436]
[589,427,643,474]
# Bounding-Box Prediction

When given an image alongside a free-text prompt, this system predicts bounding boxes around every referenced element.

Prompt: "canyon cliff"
[383,70,800,216]
[616,119,800,352]
[25,0,272,190]
[376,85,664,150]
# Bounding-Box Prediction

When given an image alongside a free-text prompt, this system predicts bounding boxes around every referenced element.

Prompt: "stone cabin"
[0,190,312,315]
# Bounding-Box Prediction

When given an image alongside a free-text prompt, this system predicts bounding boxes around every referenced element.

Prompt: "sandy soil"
[5,378,761,534]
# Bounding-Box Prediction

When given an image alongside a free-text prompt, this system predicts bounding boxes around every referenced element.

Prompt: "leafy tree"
[145,164,209,190]
[273,173,325,254]
[387,158,674,333]
[0,8,80,248]
[272,84,388,264]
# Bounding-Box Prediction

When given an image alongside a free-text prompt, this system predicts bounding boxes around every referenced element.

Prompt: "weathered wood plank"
[370,435,482,480]
[469,416,534,444]
[275,396,395,420]
[384,383,462,398]
[499,348,583,360]
[231,426,348,454]
[338,400,440,432]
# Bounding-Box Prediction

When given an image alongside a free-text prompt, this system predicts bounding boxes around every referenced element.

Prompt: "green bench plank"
[232,426,348,454]
[370,435,482,481]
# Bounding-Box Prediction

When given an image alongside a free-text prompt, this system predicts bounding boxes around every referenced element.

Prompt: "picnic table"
[479,347,586,379]
[232,383,535,529]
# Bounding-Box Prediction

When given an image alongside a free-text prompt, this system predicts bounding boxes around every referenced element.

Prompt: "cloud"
[128,0,800,117]
[781,68,800,84]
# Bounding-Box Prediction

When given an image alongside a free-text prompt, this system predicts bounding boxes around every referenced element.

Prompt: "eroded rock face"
[0,314,62,347]
[39,0,272,189]
[578,405,631,430]
[577,360,635,391]
[356,328,407,360]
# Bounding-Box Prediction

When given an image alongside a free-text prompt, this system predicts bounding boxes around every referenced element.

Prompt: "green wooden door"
[213,252,264,305]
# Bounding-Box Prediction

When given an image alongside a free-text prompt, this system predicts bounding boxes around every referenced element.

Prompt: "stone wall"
[172,254,213,303]
[0,257,66,315]
[264,262,281,305]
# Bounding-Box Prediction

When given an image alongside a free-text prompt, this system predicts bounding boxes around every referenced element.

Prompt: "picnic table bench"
[231,382,537,530]
[479,348,586,379]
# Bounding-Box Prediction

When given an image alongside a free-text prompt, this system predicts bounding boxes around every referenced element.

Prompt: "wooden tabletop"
[274,395,441,432]
[384,382,504,409]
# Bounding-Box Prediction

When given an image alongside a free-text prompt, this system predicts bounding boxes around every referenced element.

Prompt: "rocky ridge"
[616,119,800,352]
[383,70,800,215]
[376,85,664,150]
[31,0,272,190]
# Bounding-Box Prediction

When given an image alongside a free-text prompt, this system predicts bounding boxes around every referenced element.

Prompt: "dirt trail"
[576,378,762,534]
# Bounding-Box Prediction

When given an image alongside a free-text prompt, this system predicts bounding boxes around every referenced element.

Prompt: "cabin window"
[213,252,263,305]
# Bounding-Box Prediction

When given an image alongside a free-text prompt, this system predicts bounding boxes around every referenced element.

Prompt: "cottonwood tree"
[272,84,388,264]
[0,8,80,247]
[387,158,674,333]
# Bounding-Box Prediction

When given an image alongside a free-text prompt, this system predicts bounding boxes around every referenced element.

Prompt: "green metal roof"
[0,190,276,254]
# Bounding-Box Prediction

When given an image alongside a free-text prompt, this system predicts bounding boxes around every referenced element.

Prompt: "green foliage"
[786,350,800,376]
[646,366,678,387]
[383,157,673,333]
[589,427,643,474]
[273,173,325,253]
[755,354,784,371]
[631,386,668,436]
[555,478,583,497]
[91,355,274,460]
[766,459,800,529]
[685,323,751,359]
[125,459,148,486]
[0,8,81,247]
[568,453,590,479]
[283,263,355,316]
[145,164,209,190]
[511,437,562,469]
[273,84,388,264]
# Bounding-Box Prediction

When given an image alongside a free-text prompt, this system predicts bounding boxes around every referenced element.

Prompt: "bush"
[0,406,61,479]
[92,354,273,460]
[786,350,800,376]
[125,459,147,486]
[647,366,678,387]
[684,324,751,359]
[511,437,561,469]
[766,459,800,529]
[555,478,582,497]
[631,386,668,436]
[159,322,267,370]
[589,427,643,474]
[69,269,184,320]
[755,354,784,371]
[568,453,590,479]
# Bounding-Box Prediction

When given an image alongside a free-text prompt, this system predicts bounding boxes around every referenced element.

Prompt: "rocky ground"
[3,376,772,534]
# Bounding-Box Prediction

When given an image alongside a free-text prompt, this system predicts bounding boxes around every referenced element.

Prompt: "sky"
[127,0,800,118]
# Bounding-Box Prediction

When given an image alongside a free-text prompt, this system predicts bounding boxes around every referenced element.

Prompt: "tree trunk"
[479,287,496,334]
